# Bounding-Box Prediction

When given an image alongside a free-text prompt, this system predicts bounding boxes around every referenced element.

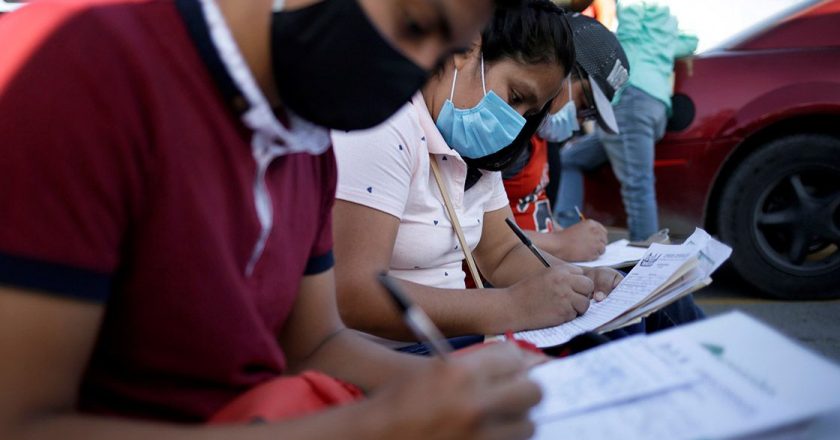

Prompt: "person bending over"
[332,1,624,349]
[501,13,625,262]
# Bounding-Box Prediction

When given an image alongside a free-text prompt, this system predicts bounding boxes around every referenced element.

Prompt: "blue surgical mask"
[435,54,526,159]
[537,77,580,143]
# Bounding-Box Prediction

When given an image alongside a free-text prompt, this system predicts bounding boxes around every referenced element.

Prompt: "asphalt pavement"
[603,227,840,363]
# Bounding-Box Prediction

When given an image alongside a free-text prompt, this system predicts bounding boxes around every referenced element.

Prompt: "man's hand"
[503,264,594,330]
[582,266,623,302]
[370,342,542,440]
[551,220,608,262]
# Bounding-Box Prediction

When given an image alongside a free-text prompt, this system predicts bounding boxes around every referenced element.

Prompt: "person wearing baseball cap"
[502,12,629,262]
[502,10,705,336]
[554,0,698,243]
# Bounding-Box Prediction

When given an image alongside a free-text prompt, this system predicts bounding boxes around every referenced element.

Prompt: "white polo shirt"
[333,93,510,289]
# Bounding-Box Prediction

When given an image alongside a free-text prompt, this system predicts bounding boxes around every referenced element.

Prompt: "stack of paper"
[529,312,840,440]
[572,239,649,269]
[514,228,732,348]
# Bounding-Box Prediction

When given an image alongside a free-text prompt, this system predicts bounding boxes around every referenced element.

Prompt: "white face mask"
[537,77,580,143]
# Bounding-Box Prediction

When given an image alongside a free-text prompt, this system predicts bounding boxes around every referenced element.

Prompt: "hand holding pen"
[501,218,594,323]
[374,274,542,440]
[378,273,453,360]
[506,217,620,304]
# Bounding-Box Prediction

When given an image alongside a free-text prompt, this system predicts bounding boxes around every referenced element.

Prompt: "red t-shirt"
[503,137,555,232]
[0,0,335,422]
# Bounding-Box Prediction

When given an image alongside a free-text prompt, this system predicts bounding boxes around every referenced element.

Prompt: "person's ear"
[452,36,482,71]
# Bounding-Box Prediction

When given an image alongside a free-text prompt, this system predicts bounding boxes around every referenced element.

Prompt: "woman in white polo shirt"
[331,0,623,349]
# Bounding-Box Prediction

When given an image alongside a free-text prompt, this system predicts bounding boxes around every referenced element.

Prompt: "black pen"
[378,273,453,360]
[505,218,551,268]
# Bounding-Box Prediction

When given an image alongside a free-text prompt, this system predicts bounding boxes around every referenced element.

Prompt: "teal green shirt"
[614,0,698,111]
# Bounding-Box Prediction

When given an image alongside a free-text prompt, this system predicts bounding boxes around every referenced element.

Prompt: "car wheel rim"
[753,165,840,276]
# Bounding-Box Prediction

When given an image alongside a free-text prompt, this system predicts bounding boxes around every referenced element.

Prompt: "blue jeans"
[555,86,668,241]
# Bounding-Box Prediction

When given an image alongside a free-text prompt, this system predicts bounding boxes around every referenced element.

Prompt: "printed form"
[530,312,840,440]
[514,230,730,348]
[515,242,699,347]
[529,336,700,422]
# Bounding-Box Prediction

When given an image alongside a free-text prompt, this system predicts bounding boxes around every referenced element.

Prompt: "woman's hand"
[550,220,608,262]
[582,266,623,302]
[503,264,595,330]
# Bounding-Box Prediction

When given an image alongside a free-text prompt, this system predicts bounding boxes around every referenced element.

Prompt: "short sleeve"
[0,6,145,302]
[305,150,338,275]
[332,106,420,219]
[485,171,512,213]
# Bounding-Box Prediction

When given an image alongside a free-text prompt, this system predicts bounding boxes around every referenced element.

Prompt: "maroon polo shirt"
[0,0,336,422]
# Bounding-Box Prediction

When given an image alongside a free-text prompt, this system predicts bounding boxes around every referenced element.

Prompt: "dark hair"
[494,0,525,6]
[480,0,575,75]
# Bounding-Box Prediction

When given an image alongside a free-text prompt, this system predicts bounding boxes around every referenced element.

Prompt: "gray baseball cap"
[567,13,629,134]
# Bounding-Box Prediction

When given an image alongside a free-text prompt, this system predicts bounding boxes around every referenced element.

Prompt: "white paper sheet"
[573,239,649,268]
[513,229,731,348]
[531,312,840,440]
[515,240,700,347]
[529,336,699,422]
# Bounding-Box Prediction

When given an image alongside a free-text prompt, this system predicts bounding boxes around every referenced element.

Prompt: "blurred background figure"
[551,0,616,30]
[553,0,697,242]
[581,0,617,31]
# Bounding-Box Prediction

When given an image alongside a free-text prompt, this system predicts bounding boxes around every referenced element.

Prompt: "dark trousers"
[395,294,705,356]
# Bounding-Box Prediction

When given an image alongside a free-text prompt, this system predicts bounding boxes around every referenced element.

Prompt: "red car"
[585,0,840,300]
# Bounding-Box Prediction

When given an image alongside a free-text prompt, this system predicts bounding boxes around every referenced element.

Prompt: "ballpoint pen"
[574,205,587,222]
[505,218,551,268]
[378,273,453,360]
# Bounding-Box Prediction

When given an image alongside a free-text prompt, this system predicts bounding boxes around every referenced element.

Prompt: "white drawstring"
[199,0,330,276]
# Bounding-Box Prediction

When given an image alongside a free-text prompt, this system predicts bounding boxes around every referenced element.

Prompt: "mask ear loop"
[480,53,487,96]
[449,68,459,101]
[567,76,574,105]
[450,52,486,102]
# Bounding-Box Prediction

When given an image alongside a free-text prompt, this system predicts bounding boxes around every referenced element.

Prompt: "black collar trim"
[174,0,249,116]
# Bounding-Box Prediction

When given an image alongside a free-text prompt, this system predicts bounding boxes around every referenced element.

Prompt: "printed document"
[513,229,731,348]
[530,312,840,440]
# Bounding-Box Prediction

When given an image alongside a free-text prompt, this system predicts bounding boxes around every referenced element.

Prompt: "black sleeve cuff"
[0,252,111,303]
[304,250,335,275]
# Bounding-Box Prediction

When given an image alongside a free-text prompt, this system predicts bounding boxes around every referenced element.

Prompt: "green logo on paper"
[701,343,725,357]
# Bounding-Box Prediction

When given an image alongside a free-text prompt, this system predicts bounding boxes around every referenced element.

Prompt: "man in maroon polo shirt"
[0,0,542,439]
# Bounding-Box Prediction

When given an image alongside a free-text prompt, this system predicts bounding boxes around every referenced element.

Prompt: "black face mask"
[271,0,429,131]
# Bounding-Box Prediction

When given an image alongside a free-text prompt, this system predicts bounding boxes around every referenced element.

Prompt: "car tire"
[717,134,840,300]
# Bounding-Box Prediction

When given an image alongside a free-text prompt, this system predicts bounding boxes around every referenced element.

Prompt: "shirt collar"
[411,93,461,158]
[175,0,246,115]
[174,0,330,156]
